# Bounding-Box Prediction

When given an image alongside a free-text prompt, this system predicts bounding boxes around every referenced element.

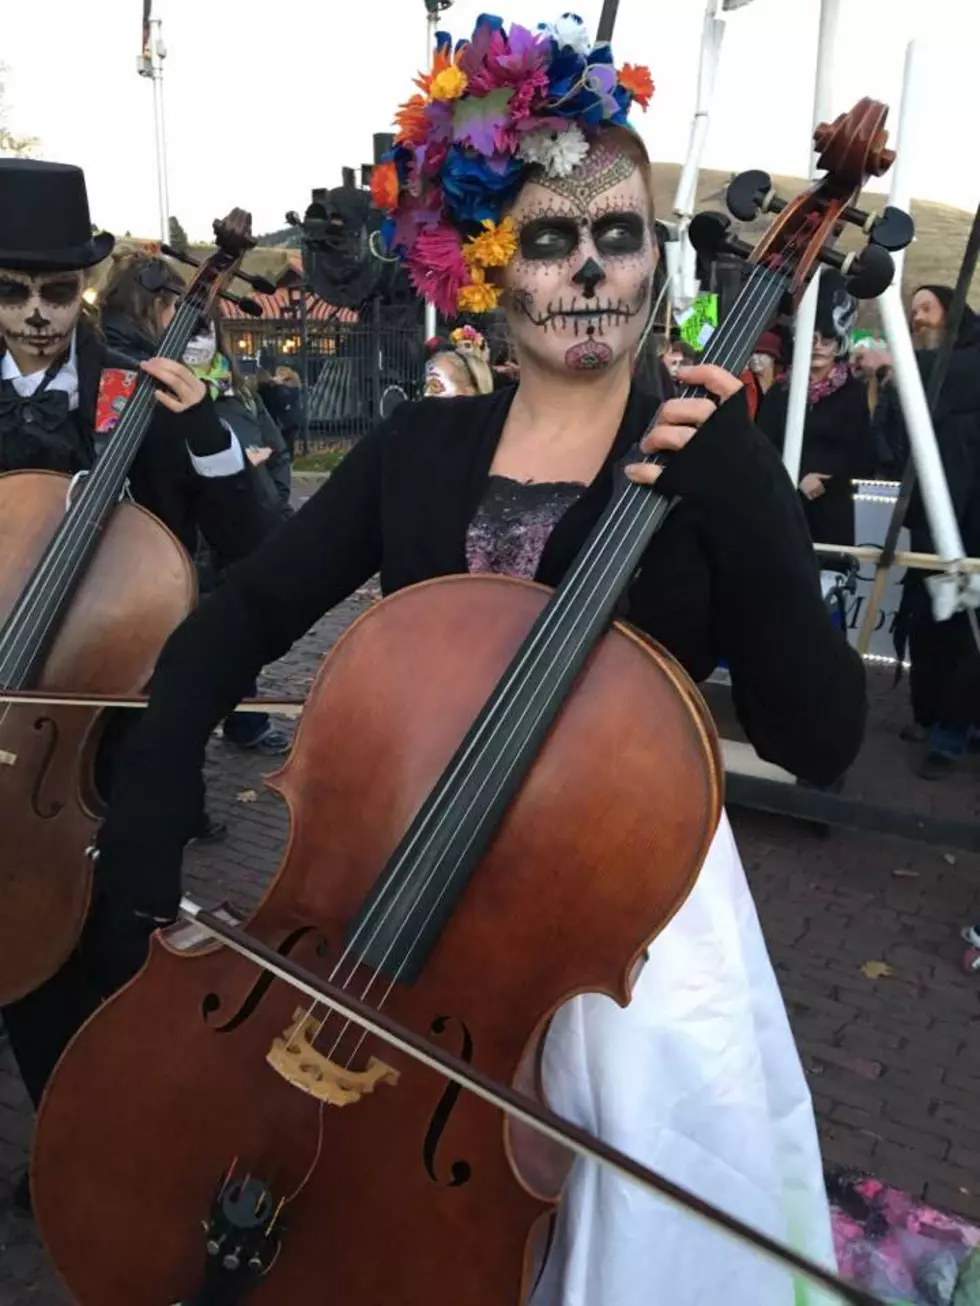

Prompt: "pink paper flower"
[405,223,468,317]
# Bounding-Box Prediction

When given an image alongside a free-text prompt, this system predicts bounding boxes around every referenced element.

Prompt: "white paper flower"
[540,13,592,55]
[518,124,590,178]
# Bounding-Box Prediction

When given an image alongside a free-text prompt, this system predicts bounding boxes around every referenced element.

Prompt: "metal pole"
[298,268,310,455]
[595,0,621,43]
[782,0,839,486]
[150,16,170,245]
[781,268,820,487]
[424,7,438,341]
[810,0,841,177]
[856,42,978,646]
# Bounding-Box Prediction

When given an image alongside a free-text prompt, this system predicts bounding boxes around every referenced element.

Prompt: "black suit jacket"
[72,319,271,563]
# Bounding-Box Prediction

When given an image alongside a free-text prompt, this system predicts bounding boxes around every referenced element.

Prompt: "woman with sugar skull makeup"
[0,161,271,1172]
[59,18,863,1304]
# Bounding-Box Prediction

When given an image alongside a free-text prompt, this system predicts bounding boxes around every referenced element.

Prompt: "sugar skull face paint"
[424,354,474,398]
[501,142,655,375]
[0,268,83,368]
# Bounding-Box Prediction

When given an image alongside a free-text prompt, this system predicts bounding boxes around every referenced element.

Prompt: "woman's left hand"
[141,358,207,413]
[626,365,743,486]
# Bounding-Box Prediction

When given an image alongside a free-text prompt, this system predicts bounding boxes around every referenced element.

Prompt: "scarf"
[808,361,849,406]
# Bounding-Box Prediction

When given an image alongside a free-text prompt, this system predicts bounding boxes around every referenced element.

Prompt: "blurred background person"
[182,310,294,757]
[742,328,787,421]
[660,336,698,381]
[423,326,494,398]
[873,286,980,777]
[758,272,874,546]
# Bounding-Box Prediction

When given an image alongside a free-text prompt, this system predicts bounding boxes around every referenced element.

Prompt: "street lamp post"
[137,11,171,245]
[422,0,453,341]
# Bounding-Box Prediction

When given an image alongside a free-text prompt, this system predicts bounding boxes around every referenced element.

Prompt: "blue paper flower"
[440,146,524,225]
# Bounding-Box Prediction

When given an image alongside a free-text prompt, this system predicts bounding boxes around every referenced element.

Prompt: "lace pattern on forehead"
[528,144,638,213]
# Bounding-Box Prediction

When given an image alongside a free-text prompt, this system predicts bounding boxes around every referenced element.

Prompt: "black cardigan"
[96,384,867,917]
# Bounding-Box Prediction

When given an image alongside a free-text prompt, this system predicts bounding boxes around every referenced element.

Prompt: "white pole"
[424,8,438,340]
[810,0,841,178]
[148,16,171,245]
[876,39,966,570]
[782,0,841,486]
[781,268,820,487]
[673,0,723,226]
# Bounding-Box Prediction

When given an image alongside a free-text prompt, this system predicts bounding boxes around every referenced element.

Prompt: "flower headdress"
[450,324,490,360]
[370,13,654,317]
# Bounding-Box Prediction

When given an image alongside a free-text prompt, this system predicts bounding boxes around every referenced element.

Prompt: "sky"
[2,0,978,243]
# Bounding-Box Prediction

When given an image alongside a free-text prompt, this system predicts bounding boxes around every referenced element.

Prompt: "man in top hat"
[0,158,267,554]
[0,160,271,1206]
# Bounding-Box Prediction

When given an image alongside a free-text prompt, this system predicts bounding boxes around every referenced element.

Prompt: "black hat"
[815,270,857,358]
[0,159,114,271]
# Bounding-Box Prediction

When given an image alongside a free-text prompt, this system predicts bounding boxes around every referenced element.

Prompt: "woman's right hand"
[799,472,829,500]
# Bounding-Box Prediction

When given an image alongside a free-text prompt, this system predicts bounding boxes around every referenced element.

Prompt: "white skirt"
[531,814,838,1306]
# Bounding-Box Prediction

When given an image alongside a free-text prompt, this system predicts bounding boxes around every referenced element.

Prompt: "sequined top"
[465,474,585,580]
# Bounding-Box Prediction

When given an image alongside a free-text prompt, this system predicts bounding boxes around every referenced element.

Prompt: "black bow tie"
[0,387,72,437]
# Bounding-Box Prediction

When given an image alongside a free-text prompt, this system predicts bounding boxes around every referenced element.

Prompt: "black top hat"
[0,159,114,272]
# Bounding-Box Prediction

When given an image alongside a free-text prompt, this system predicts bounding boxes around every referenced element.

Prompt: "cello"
[32,101,908,1305]
[0,210,257,1005]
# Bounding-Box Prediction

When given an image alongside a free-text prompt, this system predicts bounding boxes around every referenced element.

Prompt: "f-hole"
[31,717,63,819]
[202,927,327,1033]
[422,1015,473,1187]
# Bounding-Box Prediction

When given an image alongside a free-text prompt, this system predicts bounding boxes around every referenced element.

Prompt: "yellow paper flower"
[429,65,468,102]
[457,268,501,313]
[463,217,517,270]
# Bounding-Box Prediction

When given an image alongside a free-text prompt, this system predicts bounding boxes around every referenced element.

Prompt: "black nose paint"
[572,258,605,298]
[25,310,49,329]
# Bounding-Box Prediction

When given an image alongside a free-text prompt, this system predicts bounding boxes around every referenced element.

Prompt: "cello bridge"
[266,1008,399,1107]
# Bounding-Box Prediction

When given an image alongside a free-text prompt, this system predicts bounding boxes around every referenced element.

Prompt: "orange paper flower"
[394,94,429,146]
[415,46,453,98]
[618,63,654,110]
[370,159,400,213]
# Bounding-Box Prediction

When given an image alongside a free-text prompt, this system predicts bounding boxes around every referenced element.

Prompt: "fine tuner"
[689,206,899,301]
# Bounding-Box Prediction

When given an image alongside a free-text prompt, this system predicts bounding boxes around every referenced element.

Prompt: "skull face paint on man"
[501,140,655,375]
[0,268,84,370]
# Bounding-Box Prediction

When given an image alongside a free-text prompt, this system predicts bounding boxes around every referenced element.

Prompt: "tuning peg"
[837,203,914,253]
[868,205,915,252]
[688,211,753,261]
[844,242,895,300]
[726,170,785,223]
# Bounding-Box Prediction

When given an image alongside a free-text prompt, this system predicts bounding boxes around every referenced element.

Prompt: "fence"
[223,309,424,451]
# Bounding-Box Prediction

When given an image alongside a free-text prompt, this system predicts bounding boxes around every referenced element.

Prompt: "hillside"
[650,163,978,319]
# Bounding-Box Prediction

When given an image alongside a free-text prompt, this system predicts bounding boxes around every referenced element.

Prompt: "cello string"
[0,299,201,674]
[306,263,780,1044]
[314,262,785,1054]
[0,297,207,684]
[308,264,788,1055]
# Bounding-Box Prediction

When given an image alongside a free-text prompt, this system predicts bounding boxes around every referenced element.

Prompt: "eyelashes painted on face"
[0,276,82,307]
[515,206,648,269]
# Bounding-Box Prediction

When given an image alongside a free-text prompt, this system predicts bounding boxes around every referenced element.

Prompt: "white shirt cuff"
[187,422,245,478]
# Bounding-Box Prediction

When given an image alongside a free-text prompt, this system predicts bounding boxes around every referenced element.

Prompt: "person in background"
[423,326,494,397]
[873,285,980,778]
[182,312,294,756]
[758,272,874,547]
[256,365,303,456]
[741,328,786,421]
[660,337,697,380]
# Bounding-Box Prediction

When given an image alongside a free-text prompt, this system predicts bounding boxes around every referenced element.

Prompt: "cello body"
[0,470,195,1003]
[34,575,721,1306]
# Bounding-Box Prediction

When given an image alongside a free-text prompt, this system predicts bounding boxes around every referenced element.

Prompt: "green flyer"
[675,293,719,352]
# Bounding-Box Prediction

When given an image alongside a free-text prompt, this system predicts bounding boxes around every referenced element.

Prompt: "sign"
[675,294,718,352]
[840,482,908,663]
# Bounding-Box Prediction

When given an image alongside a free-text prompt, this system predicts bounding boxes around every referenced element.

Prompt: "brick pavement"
[2,577,979,1302]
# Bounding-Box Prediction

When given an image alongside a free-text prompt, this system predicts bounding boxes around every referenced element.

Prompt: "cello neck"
[0,298,206,689]
[346,263,791,981]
